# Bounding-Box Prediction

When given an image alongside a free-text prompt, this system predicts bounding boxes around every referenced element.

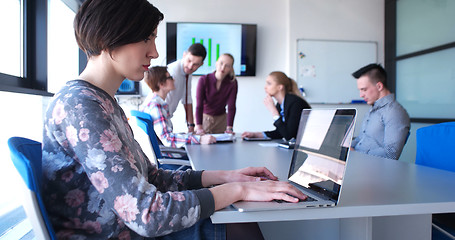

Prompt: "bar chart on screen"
[191,37,221,67]
[177,23,242,75]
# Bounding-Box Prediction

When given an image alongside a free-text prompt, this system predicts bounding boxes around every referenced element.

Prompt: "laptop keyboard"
[274,195,317,203]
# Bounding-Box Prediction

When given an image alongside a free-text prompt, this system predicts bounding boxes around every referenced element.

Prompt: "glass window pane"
[396,47,455,119]
[397,0,455,56]
[0,0,23,77]
[48,0,79,93]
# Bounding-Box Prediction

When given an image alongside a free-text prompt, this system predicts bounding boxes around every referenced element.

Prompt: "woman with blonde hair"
[195,53,238,134]
[242,71,311,140]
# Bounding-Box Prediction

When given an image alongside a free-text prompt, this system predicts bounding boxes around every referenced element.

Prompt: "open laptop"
[232,108,356,212]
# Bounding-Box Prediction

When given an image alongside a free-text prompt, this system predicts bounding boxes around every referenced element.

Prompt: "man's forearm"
[184,103,194,124]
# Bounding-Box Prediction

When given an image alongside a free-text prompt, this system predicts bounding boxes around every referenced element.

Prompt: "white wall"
[142,0,385,134]
[145,0,290,133]
[288,0,385,79]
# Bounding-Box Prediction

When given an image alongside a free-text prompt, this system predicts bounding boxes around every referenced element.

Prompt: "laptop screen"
[288,109,356,201]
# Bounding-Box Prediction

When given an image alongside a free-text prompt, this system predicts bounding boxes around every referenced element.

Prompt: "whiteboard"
[297,39,377,103]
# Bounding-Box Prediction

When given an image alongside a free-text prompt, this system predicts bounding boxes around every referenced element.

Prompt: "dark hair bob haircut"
[74,0,164,58]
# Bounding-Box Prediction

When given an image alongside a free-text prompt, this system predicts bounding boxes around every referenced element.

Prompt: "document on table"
[211,133,236,142]
[259,143,279,147]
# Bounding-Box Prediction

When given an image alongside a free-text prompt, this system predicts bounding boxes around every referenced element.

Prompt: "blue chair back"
[8,137,56,239]
[130,110,191,171]
[130,110,163,159]
[416,122,455,240]
[416,122,455,172]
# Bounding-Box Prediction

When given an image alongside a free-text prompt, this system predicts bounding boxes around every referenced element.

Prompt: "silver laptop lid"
[288,109,356,203]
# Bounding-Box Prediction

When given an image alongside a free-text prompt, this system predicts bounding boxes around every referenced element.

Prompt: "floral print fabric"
[42,80,213,239]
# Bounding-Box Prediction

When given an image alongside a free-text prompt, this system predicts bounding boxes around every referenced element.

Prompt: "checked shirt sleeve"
[146,101,199,148]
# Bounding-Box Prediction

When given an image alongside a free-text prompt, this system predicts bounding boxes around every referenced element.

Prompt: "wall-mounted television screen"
[166,22,257,76]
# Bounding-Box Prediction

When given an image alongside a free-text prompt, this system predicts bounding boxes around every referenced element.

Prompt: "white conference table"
[185,139,455,240]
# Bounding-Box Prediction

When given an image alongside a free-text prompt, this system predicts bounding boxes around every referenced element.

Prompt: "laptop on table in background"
[232,108,357,212]
[243,136,272,141]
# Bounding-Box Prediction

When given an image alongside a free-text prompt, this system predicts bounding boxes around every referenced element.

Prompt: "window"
[0,0,82,96]
[0,0,23,77]
[386,0,455,122]
[396,48,455,119]
[48,0,79,93]
[396,0,455,56]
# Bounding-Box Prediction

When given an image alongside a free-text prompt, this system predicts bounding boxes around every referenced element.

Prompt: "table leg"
[258,214,431,240]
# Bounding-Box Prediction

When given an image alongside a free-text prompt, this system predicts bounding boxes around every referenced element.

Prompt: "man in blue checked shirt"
[351,64,410,160]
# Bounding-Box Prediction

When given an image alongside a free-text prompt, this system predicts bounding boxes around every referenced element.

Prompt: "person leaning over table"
[242,71,311,141]
[195,53,238,135]
[41,0,307,239]
[350,63,410,160]
[165,43,207,133]
[139,66,216,148]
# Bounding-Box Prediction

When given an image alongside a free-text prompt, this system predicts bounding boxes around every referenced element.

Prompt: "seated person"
[140,66,216,148]
[195,53,238,134]
[242,71,311,140]
[350,63,410,160]
[42,1,306,238]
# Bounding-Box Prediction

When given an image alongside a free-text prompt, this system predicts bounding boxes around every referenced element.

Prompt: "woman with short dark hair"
[42,0,306,239]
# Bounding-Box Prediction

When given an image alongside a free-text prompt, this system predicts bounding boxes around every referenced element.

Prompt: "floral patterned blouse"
[42,80,214,239]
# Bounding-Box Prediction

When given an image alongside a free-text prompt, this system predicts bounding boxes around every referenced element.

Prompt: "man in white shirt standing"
[166,43,206,133]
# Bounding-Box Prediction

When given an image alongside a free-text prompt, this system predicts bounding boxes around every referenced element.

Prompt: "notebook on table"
[232,108,357,212]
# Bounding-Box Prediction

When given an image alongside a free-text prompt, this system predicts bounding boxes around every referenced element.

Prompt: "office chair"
[8,137,56,240]
[130,110,191,170]
[416,122,455,240]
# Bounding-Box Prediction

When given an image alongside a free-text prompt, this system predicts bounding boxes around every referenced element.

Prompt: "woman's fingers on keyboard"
[266,181,308,202]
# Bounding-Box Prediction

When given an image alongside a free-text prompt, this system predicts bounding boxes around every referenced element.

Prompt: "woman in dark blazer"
[242,71,311,140]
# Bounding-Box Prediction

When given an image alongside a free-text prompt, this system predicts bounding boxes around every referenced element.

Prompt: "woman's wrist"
[209,182,244,210]
[202,170,230,187]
